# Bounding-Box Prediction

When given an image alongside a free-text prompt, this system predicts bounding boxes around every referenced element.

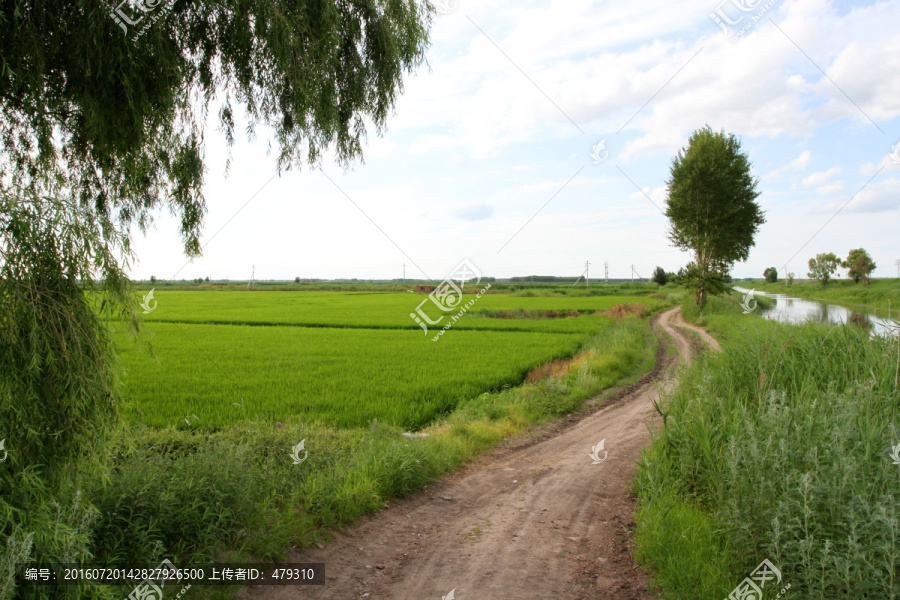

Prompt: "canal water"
[733,287,899,337]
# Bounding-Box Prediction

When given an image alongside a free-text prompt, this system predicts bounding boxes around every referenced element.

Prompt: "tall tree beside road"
[665,127,765,307]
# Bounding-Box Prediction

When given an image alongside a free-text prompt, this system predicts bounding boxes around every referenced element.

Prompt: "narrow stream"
[733,286,899,337]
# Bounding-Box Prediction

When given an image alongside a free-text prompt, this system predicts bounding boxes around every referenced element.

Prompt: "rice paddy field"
[138,290,657,331]
[114,290,662,431]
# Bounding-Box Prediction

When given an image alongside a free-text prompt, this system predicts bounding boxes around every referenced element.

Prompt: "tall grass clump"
[635,300,900,598]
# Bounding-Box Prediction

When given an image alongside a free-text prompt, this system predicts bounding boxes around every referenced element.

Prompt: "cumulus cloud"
[802,167,841,192]
[843,177,900,214]
[392,0,900,163]
[765,150,812,179]
[860,144,900,176]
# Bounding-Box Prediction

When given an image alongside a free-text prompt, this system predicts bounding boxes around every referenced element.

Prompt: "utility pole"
[248,265,255,288]
[585,260,591,288]
[896,259,899,279]
[630,265,634,284]
[604,261,609,285]
[403,263,406,284]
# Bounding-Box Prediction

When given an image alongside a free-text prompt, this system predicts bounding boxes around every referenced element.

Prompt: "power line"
[628,265,646,283]
[572,264,587,288]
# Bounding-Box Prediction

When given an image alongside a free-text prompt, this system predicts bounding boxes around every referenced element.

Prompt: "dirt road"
[250,307,718,600]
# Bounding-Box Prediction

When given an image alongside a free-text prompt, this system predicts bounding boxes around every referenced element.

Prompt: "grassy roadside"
[751,278,900,316]
[5,313,659,600]
[634,293,900,599]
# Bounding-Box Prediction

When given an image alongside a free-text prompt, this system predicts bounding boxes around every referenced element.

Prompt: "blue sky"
[129,0,900,282]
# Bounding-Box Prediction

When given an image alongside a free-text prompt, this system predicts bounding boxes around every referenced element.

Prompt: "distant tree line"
[509,275,579,283]
[806,248,876,286]
[757,248,876,287]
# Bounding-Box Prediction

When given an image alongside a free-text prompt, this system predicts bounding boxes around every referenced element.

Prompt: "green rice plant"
[113,323,587,430]
[135,290,660,333]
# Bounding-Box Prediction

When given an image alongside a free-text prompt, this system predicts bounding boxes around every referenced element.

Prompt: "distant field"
[114,322,585,430]
[138,290,660,333]
[115,291,663,431]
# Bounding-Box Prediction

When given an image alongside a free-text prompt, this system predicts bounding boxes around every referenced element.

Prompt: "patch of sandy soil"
[245,307,717,600]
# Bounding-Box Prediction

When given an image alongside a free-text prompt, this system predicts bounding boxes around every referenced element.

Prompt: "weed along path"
[251,308,718,600]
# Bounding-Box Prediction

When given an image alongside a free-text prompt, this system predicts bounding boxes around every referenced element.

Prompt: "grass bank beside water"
[634,292,900,599]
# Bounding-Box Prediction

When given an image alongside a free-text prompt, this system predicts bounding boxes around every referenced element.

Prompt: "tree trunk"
[696,250,709,307]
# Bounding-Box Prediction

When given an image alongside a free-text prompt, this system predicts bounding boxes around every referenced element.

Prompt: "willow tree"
[0,0,433,488]
[665,127,765,306]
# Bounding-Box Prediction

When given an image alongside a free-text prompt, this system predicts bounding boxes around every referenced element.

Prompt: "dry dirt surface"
[248,307,719,600]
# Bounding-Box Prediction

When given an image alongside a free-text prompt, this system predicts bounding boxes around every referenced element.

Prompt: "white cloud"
[395,0,900,162]
[860,146,900,176]
[844,177,900,214]
[814,182,843,195]
[765,150,812,180]
[802,167,840,187]
[789,150,812,170]
[817,39,900,125]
